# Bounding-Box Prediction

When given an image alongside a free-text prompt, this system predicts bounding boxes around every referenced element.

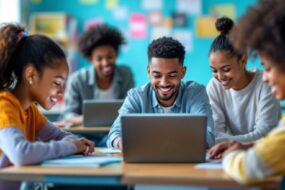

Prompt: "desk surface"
[63,126,110,133]
[0,149,280,188]
[122,163,280,188]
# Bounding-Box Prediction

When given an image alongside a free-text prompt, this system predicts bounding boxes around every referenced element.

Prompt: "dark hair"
[209,17,243,60]
[0,23,67,90]
[230,0,285,70]
[78,24,125,59]
[148,37,185,65]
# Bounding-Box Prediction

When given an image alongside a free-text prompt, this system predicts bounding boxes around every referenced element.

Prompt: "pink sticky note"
[129,14,147,39]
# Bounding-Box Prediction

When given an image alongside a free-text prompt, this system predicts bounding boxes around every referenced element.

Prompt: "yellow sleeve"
[223,126,285,184]
[0,98,21,128]
[30,104,47,134]
[254,126,285,175]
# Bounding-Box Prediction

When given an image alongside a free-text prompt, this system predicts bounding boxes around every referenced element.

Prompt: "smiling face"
[148,57,186,107]
[260,52,285,100]
[28,59,69,110]
[90,45,117,79]
[209,51,248,90]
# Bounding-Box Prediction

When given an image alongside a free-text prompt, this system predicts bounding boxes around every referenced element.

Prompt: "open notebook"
[41,155,122,167]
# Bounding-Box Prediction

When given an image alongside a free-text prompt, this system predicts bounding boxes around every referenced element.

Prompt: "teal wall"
[28,0,258,87]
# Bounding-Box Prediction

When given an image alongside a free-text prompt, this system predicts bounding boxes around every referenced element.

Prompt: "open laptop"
[83,99,123,127]
[121,114,207,163]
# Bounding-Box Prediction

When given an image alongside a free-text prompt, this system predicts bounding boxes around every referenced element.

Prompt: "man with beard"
[107,37,215,150]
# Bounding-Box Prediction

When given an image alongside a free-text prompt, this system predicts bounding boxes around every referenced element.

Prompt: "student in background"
[0,24,94,169]
[207,17,280,143]
[208,0,285,184]
[107,37,215,149]
[63,24,134,126]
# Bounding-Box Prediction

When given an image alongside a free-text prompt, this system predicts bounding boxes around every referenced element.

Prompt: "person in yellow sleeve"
[208,0,285,185]
[0,24,94,188]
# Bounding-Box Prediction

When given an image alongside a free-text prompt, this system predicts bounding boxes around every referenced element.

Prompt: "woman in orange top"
[0,23,95,171]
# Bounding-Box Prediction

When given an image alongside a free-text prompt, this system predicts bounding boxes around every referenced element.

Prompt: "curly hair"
[148,37,185,65]
[230,0,285,69]
[209,17,243,60]
[78,24,125,59]
[0,23,66,90]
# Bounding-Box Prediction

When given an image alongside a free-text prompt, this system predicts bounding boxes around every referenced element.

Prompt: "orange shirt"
[0,91,47,156]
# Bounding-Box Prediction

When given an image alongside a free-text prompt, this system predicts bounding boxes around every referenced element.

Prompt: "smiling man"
[107,37,215,149]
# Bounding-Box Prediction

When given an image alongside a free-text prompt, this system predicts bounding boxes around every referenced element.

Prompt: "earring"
[28,80,33,85]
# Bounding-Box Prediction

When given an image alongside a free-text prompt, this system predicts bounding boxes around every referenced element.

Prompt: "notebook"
[41,155,122,167]
[121,114,207,163]
[83,99,123,127]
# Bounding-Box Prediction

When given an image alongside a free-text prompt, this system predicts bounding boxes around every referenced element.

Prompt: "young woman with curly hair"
[208,0,285,185]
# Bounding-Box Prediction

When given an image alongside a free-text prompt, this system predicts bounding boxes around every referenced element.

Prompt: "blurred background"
[2,0,268,118]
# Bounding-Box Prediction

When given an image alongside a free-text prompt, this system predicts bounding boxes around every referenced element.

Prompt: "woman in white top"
[207,17,280,143]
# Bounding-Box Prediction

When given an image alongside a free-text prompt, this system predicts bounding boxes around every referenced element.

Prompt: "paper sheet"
[42,155,122,167]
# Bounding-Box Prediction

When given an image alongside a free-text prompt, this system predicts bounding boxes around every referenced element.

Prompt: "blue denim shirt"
[107,81,215,148]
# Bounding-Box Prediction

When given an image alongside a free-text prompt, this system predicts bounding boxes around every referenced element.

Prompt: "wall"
[28,0,258,87]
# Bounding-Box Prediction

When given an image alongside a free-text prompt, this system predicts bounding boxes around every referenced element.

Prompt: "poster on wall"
[151,26,171,41]
[176,0,202,16]
[142,0,163,11]
[172,12,188,27]
[211,4,236,19]
[106,0,118,10]
[196,16,218,37]
[173,30,193,52]
[79,0,98,5]
[31,0,42,3]
[129,14,147,39]
[148,11,163,25]
[113,6,128,20]
[84,18,102,31]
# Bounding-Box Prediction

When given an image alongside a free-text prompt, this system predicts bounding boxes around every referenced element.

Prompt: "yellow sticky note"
[31,0,42,3]
[196,16,219,38]
[79,0,98,5]
[106,0,118,10]
[211,4,236,20]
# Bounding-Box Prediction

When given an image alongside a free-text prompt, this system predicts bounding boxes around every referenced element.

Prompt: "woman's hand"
[67,115,83,126]
[208,141,254,160]
[208,141,235,160]
[222,142,254,157]
[72,138,95,155]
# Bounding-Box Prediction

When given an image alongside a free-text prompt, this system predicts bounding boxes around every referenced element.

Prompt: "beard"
[153,84,179,102]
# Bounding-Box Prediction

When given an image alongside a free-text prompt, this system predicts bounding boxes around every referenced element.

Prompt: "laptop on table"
[83,99,123,127]
[121,114,207,163]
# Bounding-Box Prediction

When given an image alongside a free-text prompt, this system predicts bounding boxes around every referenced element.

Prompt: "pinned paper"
[84,18,102,31]
[211,4,236,19]
[196,16,219,37]
[177,0,202,15]
[151,26,171,41]
[106,0,118,10]
[163,18,173,28]
[173,30,193,52]
[130,14,147,39]
[142,0,162,11]
[79,0,98,4]
[113,6,128,20]
[31,0,42,3]
[172,12,188,27]
[148,11,163,25]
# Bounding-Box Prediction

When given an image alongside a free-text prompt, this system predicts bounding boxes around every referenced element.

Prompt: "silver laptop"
[121,114,207,163]
[83,99,123,127]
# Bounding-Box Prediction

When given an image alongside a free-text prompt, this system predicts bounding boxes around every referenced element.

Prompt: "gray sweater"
[63,65,134,120]
[207,70,280,143]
